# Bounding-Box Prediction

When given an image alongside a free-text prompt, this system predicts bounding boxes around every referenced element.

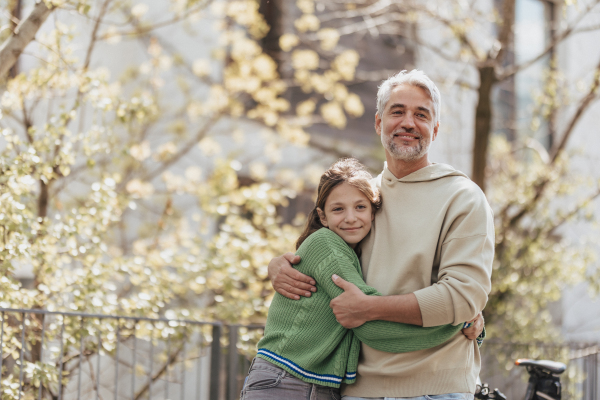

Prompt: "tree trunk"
[8,0,22,78]
[258,0,282,71]
[38,179,49,218]
[0,1,53,79]
[471,66,496,192]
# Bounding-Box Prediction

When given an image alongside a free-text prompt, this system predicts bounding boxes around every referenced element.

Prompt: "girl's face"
[317,182,374,248]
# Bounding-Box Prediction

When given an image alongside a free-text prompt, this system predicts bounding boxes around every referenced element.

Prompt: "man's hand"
[462,312,484,340]
[268,253,316,300]
[329,274,370,329]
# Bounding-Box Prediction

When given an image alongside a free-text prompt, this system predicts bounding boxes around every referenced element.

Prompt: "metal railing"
[480,339,600,400]
[2,308,598,400]
[0,307,263,400]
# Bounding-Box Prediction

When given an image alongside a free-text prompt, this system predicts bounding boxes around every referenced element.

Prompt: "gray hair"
[376,70,441,124]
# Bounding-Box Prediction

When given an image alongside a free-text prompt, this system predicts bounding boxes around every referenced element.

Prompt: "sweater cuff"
[476,326,486,347]
[413,285,455,327]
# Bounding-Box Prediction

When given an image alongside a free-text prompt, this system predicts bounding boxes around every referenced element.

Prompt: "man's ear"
[432,121,439,141]
[316,207,328,227]
[375,113,382,137]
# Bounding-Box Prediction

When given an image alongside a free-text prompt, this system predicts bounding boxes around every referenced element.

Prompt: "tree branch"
[546,186,600,237]
[0,1,54,79]
[133,342,185,400]
[410,34,464,64]
[494,0,516,65]
[549,60,600,163]
[318,0,399,23]
[409,4,482,60]
[506,60,600,227]
[140,113,223,183]
[499,0,600,81]
[320,12,411,38]
[83,0,112,70]
[98,1,210,41]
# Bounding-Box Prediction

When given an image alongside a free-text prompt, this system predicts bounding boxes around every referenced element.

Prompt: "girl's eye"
[332,207,343,212]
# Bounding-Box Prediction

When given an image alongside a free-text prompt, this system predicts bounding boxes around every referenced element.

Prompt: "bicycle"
[475,358,567,400]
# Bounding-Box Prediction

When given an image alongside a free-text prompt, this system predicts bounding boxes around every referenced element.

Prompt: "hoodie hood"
[381,162,469,183]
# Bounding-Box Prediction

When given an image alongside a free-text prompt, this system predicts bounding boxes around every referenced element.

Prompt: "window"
[494,0,555,149]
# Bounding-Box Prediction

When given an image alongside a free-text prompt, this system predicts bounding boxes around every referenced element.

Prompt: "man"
[269,70,494,399]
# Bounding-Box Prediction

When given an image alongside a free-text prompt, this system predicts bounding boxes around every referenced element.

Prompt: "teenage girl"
[240,158,464,400]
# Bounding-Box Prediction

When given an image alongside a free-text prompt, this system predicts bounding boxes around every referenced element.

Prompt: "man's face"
[375,84,439,162]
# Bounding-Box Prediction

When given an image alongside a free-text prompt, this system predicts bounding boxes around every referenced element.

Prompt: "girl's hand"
[268,253,316,300]
[462,312,484,340]
[329,274,369,328]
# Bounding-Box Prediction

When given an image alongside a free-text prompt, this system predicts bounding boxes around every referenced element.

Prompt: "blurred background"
[0,0,599,398]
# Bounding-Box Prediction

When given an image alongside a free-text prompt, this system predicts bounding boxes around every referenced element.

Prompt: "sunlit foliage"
[0,0,366,396]
[487,136,599,341]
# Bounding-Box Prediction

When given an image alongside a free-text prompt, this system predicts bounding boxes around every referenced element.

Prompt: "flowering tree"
[0,0,367,396]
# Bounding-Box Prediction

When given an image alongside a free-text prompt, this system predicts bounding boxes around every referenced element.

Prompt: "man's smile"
[393,132,421,141]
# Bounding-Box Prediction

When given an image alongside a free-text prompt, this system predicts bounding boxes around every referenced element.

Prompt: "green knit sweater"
[256,228,462,388]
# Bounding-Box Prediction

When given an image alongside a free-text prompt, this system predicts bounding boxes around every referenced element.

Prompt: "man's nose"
[401,113,416,130]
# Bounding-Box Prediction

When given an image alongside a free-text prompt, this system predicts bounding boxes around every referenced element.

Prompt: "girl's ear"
[316,207,328,227]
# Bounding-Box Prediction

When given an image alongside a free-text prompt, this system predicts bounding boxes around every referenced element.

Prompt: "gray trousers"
[240,358,341,400]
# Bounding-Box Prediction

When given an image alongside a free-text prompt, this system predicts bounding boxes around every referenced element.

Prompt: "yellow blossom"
[333,83,348,101]
[198,137,222,156]
[294,69,310,85]
[297,0,315,14]
[126,179,154,198]
[279,34,299,52]
[155,142,177,161]
[278,122,310,146]
[296,99,316,116]
[105,26,121,44]
[231,38,262,61]
[344,93,365,117]
[253,88,277,103]
[332,50,360,80]
[249,162,268,180]
[320,101,346,129]
[309,73,335,94]
[132,3,149,18]
[130,141,151,161]
[294,14,320,33]
[317,28,340,51]
[252,55,278,80]
[292,49,320,70]
[206,85,229,112]
[193,59,211,77]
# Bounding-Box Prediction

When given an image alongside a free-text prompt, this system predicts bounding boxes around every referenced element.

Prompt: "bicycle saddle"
[515,359,567,375]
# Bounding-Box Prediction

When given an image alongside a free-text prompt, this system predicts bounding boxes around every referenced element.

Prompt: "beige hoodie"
[342,163,494,397]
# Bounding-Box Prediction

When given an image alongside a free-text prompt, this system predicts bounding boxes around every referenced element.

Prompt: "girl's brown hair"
[295,158,381,250]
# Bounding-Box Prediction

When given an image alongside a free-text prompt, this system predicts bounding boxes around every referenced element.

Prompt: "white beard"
[381,129,430,161]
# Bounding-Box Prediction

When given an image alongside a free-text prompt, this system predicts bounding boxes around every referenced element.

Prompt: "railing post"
[227,325,239,400]
[209,324,222,400]
[592,349,598,400]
